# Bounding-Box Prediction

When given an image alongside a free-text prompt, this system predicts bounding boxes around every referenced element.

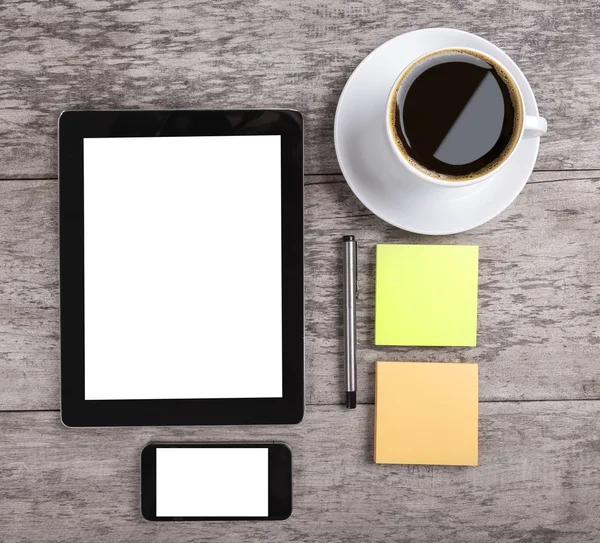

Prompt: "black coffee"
[390,51,520,179]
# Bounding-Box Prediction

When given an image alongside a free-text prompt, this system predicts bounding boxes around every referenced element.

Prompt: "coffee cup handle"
[523,115,548,138]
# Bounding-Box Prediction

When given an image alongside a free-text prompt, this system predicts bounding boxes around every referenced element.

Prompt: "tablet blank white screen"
[83,135,282,400]
[155,447,269,517]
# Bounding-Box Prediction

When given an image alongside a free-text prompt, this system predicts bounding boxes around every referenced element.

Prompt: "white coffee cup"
[385,47,547,188]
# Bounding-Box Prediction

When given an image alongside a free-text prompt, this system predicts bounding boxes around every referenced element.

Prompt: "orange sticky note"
[374,361,478,466]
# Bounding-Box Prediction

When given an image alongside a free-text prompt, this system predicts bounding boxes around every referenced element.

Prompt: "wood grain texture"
[306,174,600,405]
[2,2,599,539]
[0,181,59,410]
[0,404,598,543]
[1,0,599,178]
[1,173,600,409]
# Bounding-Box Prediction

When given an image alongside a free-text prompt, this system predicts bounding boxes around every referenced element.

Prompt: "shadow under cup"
[386,48,525,185]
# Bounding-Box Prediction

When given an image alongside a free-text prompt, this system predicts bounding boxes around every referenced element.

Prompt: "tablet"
[59,110,304,426]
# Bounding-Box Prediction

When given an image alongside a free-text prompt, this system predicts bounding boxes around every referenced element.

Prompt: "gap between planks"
[2,396,600,415]
[1,169,600,184]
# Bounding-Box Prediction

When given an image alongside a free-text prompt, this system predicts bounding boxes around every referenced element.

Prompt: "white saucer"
[334,28,541,235]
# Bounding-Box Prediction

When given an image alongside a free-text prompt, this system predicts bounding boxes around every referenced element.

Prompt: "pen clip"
[355,241,359,299]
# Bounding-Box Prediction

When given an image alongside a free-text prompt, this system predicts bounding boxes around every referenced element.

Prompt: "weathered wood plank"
[306,174,600,404]
[0,180,59,409]
[0,173,599,409]
[0,404,598,542]
[0,0,599,178]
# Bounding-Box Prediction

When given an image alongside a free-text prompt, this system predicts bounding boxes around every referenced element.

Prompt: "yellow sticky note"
[375,361,478,466]
[375,244,478,346]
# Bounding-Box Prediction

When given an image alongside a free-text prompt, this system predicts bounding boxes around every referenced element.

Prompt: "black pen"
[342,235,357,408]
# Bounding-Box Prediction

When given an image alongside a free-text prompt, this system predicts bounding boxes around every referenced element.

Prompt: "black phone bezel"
[141,442,292,521]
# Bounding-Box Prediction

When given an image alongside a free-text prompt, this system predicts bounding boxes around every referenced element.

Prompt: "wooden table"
[1,2,599,541]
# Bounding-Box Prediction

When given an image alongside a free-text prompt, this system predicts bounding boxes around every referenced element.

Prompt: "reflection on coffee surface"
[390,50,521,180]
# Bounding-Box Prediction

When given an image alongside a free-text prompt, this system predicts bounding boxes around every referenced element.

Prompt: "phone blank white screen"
[83,135,282,400]
[155,447,269,517]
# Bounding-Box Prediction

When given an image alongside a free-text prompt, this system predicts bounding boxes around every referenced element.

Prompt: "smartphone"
[141,442,292,521]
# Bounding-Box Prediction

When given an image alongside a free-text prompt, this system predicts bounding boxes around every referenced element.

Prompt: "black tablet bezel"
[59,110,304,427]
[141,442,292,521]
